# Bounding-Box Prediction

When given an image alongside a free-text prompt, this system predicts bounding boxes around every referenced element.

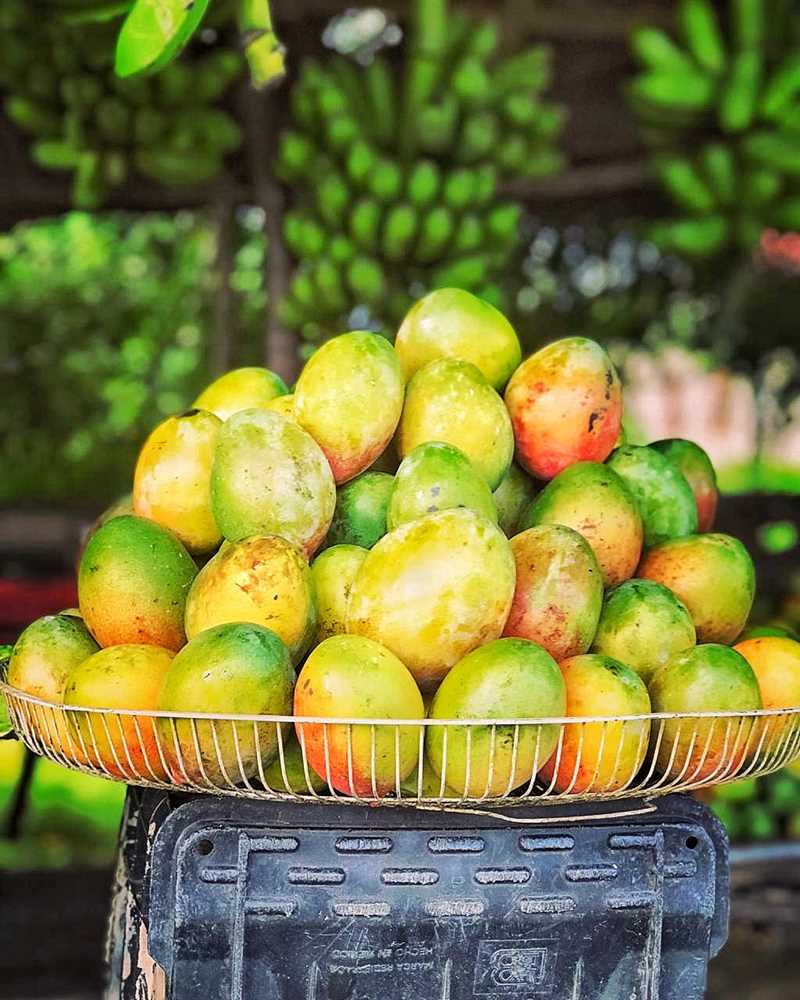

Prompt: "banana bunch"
[275,5,566,341]
[0,1,243,207]
[628,0,800,256]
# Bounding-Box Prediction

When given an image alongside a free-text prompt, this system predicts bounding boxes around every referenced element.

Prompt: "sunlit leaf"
[115,0,211,78]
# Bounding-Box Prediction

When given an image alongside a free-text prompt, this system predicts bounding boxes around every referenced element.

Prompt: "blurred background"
[1,0,799,997]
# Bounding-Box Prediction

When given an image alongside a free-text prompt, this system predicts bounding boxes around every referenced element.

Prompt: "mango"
[387,441,497,530]
[64,644,173,779]
[493,462,537,537]
[294,635,424,796]
[184,535,316,663]
[607,445,697,547]
[326,471,394,548]
[400,762,461,800]
[521,461,642,587]
[310,544,368,644]
[739,624,799,641]
[78,492,134,564]
[78,515,196,651]
[591,579,696,685]
[505,337,622,480]
[8,611,99,761]
[265,392,295,419]
[651,438,718,532]
[347,508,516,689]
[9,612,99,704]
[211,408,335,557]
[192,366,288,420]
[133,408,222,554]
[639,533,755,644]
[503,525,603,661]
[539,654,651,794]
[427,638,566,797]
[395,287,521,390]
[159,622,294,785]
[264,734,328,794]
[399,358,513,489]
[294,331,405,483]
[733,637,800,752]
[649,644,762,782]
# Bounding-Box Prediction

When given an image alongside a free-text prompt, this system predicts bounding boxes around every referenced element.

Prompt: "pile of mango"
[8,288,800,798]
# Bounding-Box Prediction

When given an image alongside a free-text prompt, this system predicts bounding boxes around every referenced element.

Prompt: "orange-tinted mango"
[294,635,423,796]
[733,637,800,752]
[133,408,222,554]
[539,654,651,793]
[520,461,642,587]
[184,535,316,662]
[192,366,288,420]
[503,525,603,661]
[651,438,718,532]
[505,337,622,480]
[78,515,197,651]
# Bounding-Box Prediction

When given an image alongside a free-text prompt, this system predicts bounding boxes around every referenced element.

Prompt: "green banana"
[473,164,498,203]
[135,148,221,185]
[416,96,459,154]
[276,131,316,181]
[369,159,403,202]
[732,0,763,50]
[743,130,800,176]
[31,139,81,170]
[346,140,377,187]
[133,106,166,145]
[742,166,782,205]
[431,253,488,289]
[350,198,382,251]
[316,173,350,227]
[382,203,418,262]
[5,96,60,135]
[325,115,359,153]
[452,57,492,106]
[316,84,348,119]
[103,149,128,186]
[656,156,717,213]
[290,269,316,310]
[406,159,441,207]
[313,259,349,313]
[457,111,499,162]
[718,50,761,132]
[760,54,800,120]
[363,58,396,146]
[96,95,131,142]
[496,134,528,173]
[347,256,386,302]
[442,168,477,211]
[486,203,521,244]
[329,235,356,264]
[72,150,105,209]
[462,20,498,59]
[628,71,716,114]
[415,206,455,262]
[290,87,318,131]
[452,213,483,253]
[678,0,727,75]
[629,26,695,75]
[502,92,538,128]
[523,147,566,178]
[649,215,730,255]
[700,143,737,204]
[492,48,550,97]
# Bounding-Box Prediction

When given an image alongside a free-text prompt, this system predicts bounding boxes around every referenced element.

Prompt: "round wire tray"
[3,677,800,809]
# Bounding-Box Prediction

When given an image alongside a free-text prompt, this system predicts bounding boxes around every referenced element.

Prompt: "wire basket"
[3,676,800,810]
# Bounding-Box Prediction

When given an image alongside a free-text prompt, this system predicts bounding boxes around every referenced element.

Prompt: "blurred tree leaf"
[115,0,211,77]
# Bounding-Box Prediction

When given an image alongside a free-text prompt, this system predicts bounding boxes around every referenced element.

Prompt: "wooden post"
[210,192,238,376]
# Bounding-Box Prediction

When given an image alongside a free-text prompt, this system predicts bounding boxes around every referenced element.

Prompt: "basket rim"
[2,677,797,727]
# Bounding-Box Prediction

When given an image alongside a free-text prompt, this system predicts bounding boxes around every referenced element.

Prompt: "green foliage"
[0,210,266,506]
[0,2,243,206]
[277,2,566,341]
[628,0,800,256]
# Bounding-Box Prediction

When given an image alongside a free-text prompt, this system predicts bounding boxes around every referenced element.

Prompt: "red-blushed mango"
[395,287,522,390]
[263,734,327,794]
[648,644,762,782]
[192,366,289,420]
[651,438,718,532]
[399,358,513,489]
[346,508,516,690]
[311,544,368,644]
[607,445,697,548]
[539,654,651,794]
[265,393,295,419]
[502,525,603,661]
[64,644,173,780]
[639,533,755,644]
[733,637,800,752]
[387,441,497,530]
[294,635,424,796]
[326,472,394,548]
[294,331,405,483]
[520,461,642,588]
[133,408,222,554]
[8,611,99,762]
[184,535,316,663]
[591,579,696,685]
[426,638,566,798]
[211,409,335,557]
[493,463,537,537]
[159,622,294,785]
[504,337,622,480]
[78,515,197,651]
